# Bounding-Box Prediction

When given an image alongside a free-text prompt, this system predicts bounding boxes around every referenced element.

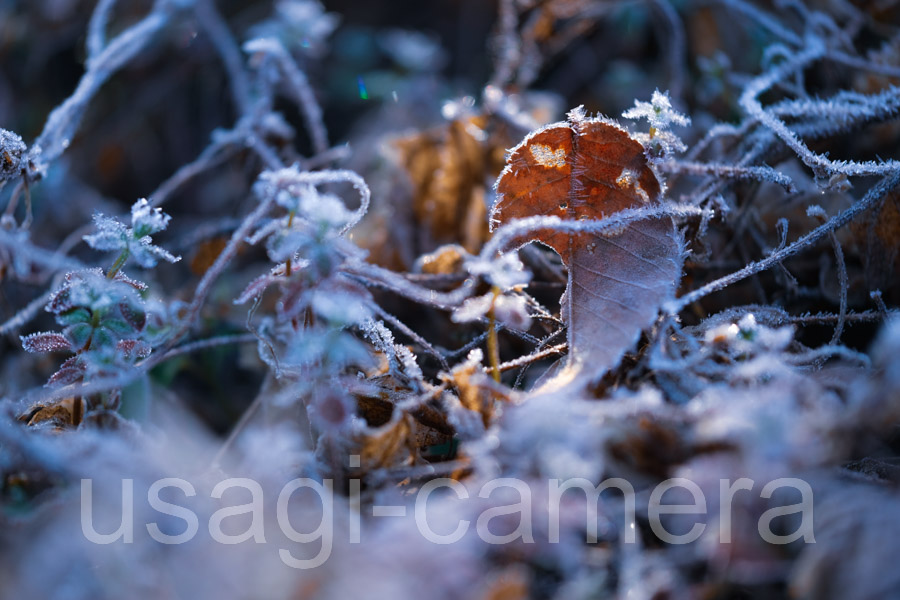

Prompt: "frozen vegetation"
[1,0,900,598]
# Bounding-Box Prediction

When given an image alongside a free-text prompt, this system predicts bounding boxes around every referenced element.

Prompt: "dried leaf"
[393,116,506,254]
[19,396,84,429]
[444,349,510,430]
[492,108,683,385]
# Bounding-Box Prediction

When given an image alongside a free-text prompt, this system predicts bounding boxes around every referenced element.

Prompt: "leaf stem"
[107,248,129,279]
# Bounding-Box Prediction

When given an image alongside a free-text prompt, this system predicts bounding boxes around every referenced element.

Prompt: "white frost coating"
[253,166,370,234]
[529,143,567,168]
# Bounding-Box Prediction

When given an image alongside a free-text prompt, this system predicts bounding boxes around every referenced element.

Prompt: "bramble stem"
[487,286,501,382]
[285,210,295,277]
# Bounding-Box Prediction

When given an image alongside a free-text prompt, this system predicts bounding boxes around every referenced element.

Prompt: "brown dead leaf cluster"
[392,115,509,256]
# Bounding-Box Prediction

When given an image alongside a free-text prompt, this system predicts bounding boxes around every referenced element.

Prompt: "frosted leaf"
[115,339,152,360]
[281,327,373,369]
[248,1,339,56]
[278,0,339,41]
[492,110,684,388]
[130,235,181,268]
[298,189,352,229]
[83,214,128,251]
[47,356,85,385]
[21,332,72,353]
[130,198,171,237]
[83,199,179,268]
[493,295,532,331]
[629,129,688,155]
[465,252,531,290]
[242,36,282,57]
[308,387,354,433]
[309,288,371,325]
[451,293,493,323]
[449,292,531,331]
[265,227,309,262]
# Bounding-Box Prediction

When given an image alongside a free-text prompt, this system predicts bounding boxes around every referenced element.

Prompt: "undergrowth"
[1,1,900,599]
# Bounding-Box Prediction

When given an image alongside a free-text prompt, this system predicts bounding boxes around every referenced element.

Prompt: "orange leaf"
[492,108,682,388]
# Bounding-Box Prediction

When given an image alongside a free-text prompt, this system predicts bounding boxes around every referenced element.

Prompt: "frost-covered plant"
[452,252,533,380]
[19,200,180,416]
[3,0,900,598]
[236,167,376,437]
[84,198,180,276]
[622,89,691,157]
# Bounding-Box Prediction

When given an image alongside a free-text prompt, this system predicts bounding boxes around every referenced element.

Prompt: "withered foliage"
[0,0,899,599]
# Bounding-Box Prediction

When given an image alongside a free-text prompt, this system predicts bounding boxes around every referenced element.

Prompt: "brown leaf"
[19,396,84,429]
[492,109,683,384]
[444,353,511,430]
[393,116,506,254]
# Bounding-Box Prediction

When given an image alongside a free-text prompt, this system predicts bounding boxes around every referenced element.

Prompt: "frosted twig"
[650,0,687,102]
[825,50,900,80]
[0,291,53,336]
[0,229,89,273]
[243,38,328,155]
[785,310,885,325]
[174,197,275,343]
[195,0,253,115]
[490,0,520,88]
[440,332,489,360]
[158,333,257,362]
[715,0,802,46]
[481,203,708,259]
[827,228,848,345]
[785,345,871,367]
[86,0,118,60]
[870,290,888,315]
[493,343,567,373]
[373,306,449,371]
[667,172,900,313]
[346,261,476,310]
[739,38,900,178]
[658,160,796,191]
[148,128,244,208]
[35,1,179,166]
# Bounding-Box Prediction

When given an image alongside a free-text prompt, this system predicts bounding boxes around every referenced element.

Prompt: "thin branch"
[668,172,900,313]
